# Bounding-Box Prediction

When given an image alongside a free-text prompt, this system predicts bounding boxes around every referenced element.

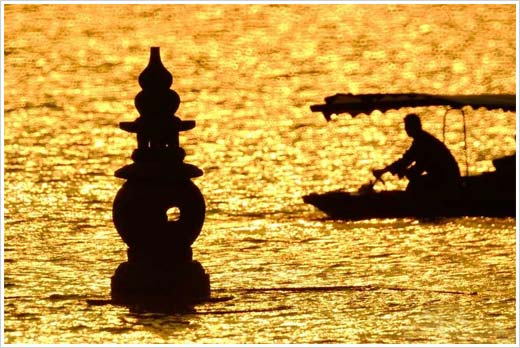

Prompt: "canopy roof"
[310,93,516,121]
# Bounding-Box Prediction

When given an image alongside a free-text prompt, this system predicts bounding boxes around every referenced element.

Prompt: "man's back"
[410,129,461,181]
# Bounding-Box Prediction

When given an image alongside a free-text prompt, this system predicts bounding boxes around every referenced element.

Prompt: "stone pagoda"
[111,47,210,305]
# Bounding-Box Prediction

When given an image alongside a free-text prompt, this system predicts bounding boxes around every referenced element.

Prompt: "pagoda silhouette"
[111,47,210,306]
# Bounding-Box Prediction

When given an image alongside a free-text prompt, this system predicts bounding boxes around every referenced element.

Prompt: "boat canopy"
[310,93,516,121]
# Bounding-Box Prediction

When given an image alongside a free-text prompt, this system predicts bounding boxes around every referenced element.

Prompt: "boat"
[303,93,516,220]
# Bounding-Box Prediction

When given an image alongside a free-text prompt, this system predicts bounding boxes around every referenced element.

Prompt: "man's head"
[404,113,422,137]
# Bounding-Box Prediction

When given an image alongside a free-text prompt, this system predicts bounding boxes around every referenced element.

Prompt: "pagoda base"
[110,259,210,306]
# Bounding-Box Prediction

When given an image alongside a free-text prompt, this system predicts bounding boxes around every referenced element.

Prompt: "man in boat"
[372,113,461,196]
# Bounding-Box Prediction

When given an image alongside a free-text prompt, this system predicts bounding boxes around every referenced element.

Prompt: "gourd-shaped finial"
[138,47,173,90]
[134,47,180,118]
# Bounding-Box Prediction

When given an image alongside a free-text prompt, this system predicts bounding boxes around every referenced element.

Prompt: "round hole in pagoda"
[166,207,181,222]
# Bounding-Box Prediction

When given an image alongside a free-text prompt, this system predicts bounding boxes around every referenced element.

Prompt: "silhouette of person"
[372,113,461,196]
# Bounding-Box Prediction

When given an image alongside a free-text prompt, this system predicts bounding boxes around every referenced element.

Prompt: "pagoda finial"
[138,47,173,90]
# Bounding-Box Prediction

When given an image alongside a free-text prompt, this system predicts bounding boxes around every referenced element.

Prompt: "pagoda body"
[111,47,210,305]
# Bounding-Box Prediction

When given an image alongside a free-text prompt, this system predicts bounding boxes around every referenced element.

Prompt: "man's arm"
[373,143,416,179]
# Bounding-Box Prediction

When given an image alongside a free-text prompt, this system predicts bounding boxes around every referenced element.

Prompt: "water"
[3,4,517,344]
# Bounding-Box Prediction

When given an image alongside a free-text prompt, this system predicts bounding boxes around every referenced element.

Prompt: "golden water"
[3,4,517,344]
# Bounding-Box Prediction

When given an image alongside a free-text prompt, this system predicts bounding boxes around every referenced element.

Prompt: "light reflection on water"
[3,4,517,344]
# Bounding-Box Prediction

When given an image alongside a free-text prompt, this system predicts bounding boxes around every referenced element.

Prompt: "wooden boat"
[303,93,516,220]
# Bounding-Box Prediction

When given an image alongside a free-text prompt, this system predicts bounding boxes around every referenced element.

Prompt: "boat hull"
[303,188,515,221]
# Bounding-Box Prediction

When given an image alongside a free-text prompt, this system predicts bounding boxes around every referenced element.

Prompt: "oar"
[358,173,385,194]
